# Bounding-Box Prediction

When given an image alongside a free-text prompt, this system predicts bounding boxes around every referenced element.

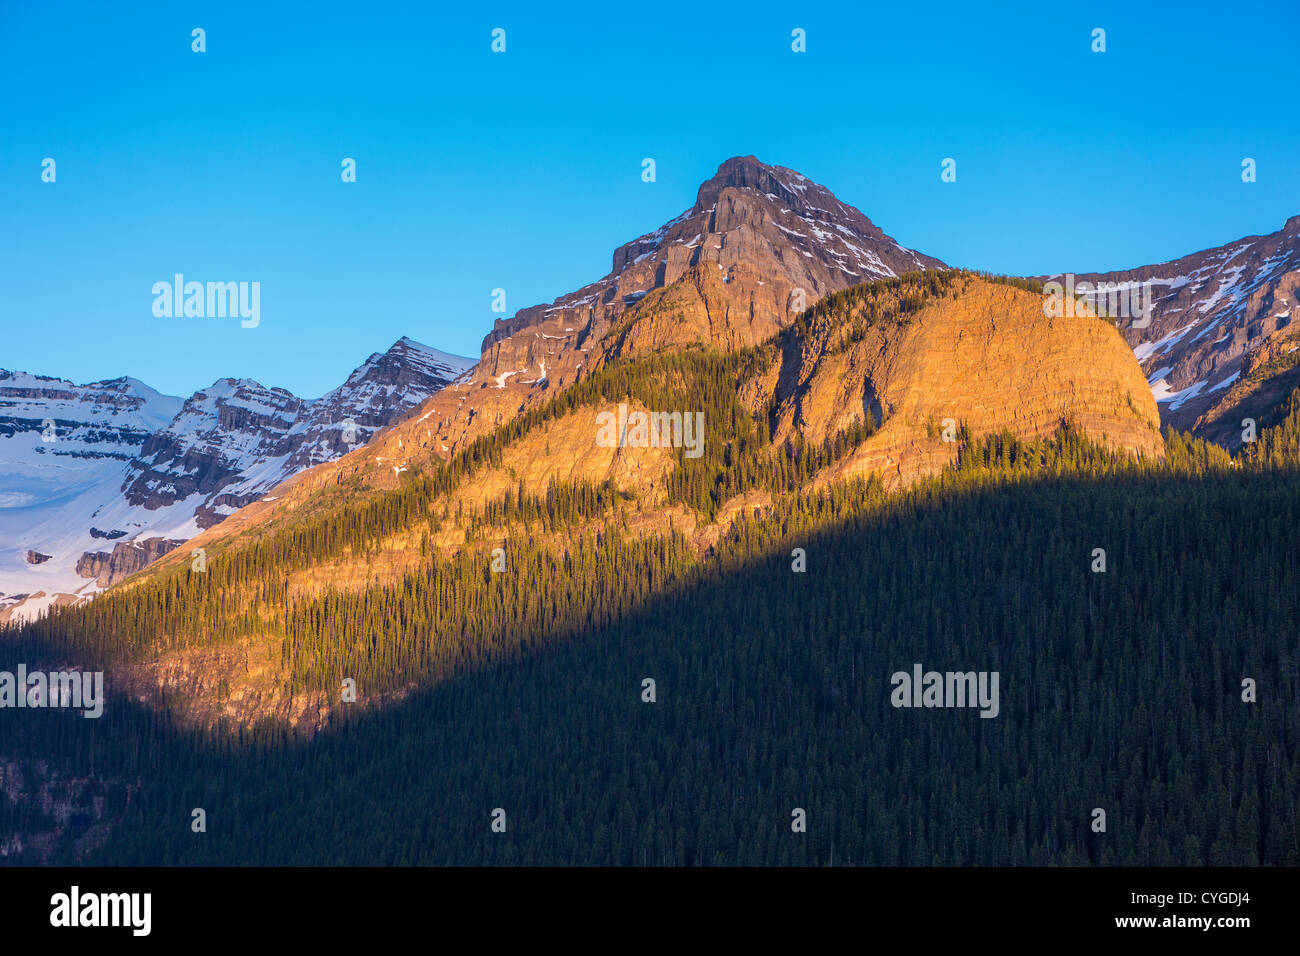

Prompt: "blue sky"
[3,0,1298,398]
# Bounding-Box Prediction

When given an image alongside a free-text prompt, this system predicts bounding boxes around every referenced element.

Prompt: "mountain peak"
[691,155,881,232]
[482,155,944,357]
[692,155,813,211]
[0,330,474,623]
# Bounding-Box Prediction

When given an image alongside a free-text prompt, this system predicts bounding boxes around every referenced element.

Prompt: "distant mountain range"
[0,338,473,621]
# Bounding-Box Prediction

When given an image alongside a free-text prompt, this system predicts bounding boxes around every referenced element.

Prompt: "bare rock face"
[599,261,803,358]
[112,635,332,735]
[772,279,1164,490]
[1060,214,1300,435]
[24,551,51,565]
[75,537,186,588]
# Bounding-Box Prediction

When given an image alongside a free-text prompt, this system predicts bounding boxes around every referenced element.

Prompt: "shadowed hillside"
[4,419,1298,865]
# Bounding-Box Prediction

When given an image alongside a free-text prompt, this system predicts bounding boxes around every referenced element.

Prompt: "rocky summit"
[479,156,944,392]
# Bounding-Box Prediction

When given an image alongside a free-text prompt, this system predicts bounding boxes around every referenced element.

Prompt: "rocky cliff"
[74,536,186,589]
[764,279,1163,491]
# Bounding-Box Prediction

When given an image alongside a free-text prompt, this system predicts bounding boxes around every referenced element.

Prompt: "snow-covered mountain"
[1065,214,1300,440]
[0,338,474,622]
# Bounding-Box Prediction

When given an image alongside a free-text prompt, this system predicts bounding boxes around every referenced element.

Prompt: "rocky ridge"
[1062,214,1300,441]
[0,338,473,621]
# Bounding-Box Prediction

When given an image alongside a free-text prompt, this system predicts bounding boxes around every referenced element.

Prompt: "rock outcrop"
[769,279,1163,490]
[75,536,186,589]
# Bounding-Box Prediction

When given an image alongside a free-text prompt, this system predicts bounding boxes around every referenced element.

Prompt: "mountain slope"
[8,427,1297,865]
[134,157,949,561]
[121,337,474,525]
[10,158,1163,730]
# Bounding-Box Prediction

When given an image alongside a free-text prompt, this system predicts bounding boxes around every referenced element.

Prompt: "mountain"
[485,155,943,347]
[169,156,952,538]
[0,373,185,621]
[0,338,473,622]
[67,160,1163,732]
[7,156,1295,869]
[767,278,1162,493]
[1064,214,1300,444]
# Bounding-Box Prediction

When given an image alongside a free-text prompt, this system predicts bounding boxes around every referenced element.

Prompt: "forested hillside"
[3,414,1298,864]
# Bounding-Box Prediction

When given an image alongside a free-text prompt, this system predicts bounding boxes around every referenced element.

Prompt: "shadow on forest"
[3,464,1299,865]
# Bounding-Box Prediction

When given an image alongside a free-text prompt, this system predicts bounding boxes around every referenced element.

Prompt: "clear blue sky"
[3,0,1298,398]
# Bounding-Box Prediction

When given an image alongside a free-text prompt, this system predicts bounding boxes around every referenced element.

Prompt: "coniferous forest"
[3,406,1298,865]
